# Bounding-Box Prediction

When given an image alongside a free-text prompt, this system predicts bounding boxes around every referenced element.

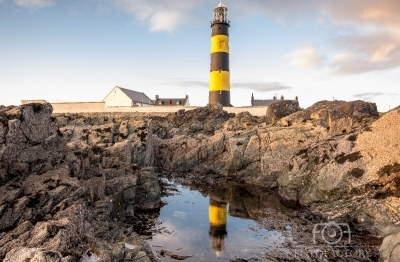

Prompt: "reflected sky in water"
[148,182,289,262]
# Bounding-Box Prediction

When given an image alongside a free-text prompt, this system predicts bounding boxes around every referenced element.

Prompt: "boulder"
[265,100,301,124]
[380,232,400,262]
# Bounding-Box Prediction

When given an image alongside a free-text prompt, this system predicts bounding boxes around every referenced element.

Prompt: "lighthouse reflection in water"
[147,181,288,262]
[208,196,228,257]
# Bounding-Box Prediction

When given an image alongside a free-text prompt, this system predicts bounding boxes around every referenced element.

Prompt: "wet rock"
[135,167,161,210]
[134,251,152,262]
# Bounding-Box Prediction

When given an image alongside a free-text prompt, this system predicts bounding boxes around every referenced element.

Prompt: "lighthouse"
[209,2,231,106]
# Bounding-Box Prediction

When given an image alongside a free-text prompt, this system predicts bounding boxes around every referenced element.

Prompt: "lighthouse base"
[209,91,231,107]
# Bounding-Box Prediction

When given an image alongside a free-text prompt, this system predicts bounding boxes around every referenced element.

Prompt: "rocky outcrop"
[265,100,301,124]
[142,101,400,229]
[1,99,398,261]
[279,100,378,135]
[0,104,157,261]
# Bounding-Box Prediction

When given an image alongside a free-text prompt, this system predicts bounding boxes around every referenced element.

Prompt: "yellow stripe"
[209,71,230,91]
[209,205,227,227]
[211,35,229,53]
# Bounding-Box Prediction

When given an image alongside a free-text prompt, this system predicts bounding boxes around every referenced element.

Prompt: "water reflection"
[130,178,379,261]
[208,198,227,257]
[136,179,295,261]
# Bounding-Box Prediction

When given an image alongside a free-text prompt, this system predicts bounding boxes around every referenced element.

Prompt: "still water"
[132,177,380,261]
[138,179,300,261]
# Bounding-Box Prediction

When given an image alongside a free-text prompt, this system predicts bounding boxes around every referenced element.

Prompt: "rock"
[265,100,301,124]
[168,102,231,135]
[134,251,152,262]
[380,232,400,262]
[280,100,378,135]
[3,247,64,262]
[356,107,400,183]
[1,100,399,261]
[19,103,54,143]
[223,111,262,131]
[0,104,154,261]
[135,167,161,210]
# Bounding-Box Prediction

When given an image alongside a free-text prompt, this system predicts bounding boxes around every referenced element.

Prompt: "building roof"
[118,87,154,105]
[154,97,189,106]
[251,99,278,107]
[251,94,298,107]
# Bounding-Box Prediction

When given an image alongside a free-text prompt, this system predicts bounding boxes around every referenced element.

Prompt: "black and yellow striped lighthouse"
[209,2,231,106]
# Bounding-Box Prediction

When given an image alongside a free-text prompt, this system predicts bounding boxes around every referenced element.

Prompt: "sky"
[1,0,399,112]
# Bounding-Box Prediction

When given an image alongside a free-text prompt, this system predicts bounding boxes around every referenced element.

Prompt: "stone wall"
[224,106,268,116]
[49,103,269,116]
[51,102,105,113]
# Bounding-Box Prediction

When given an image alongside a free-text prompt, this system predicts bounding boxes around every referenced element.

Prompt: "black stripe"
[209,91,231,106]
[211,23,229,36]
[210,52,229,72]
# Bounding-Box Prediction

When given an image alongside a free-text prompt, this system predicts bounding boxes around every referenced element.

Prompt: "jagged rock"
[265,100,301,124]
[223,111,263,131]
[0,103,154,261]
[1,100,399,261]
[135,167,161,210]
[167,103,231,135]
[3,247,64,262]
[280,100,378,135]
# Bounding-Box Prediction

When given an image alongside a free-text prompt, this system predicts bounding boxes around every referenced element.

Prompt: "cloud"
[353,92,398,101]
[322,0,400,30]
[231,82,292,92]
[163,80,292,92]
[284,46,327,69]
[330,32,400,74]
[232,0,400,30]
[163,80,208,88]
[14,0,54,9]
[97,0,202,32]
[97,0,400,32]
[98,0,400,75]
[230,0,318,22]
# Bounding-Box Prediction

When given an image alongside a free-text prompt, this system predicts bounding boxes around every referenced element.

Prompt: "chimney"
[185,95,188,100]
[155,95,159,100]
[295,96,298,101]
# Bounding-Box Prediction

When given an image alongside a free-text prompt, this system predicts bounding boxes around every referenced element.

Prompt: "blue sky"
[1,0,399,111]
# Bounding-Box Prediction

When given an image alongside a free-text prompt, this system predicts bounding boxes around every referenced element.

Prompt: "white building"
[102,86,154,107]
